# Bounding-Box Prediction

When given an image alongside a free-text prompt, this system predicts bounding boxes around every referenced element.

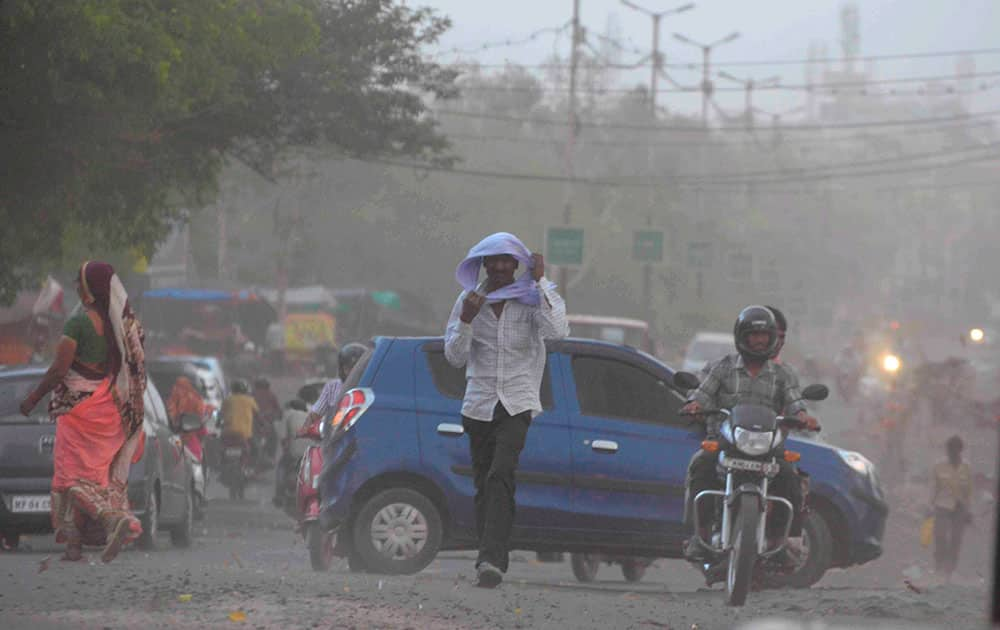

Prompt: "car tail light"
[328,388,375,434]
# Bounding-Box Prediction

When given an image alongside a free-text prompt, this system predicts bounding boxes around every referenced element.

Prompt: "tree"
[0,0,457,303]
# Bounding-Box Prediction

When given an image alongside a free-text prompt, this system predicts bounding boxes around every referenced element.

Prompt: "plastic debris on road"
[228,611,247,622]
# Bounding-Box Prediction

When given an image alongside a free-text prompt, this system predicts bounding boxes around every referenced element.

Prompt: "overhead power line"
[441,46,1000,69]
[431,23,572,58]
[432,107,1000,133]
[358,145,999,189]
[452,70,1000,94]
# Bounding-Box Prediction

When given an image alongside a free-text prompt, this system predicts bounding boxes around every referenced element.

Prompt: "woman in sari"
[19,261,147,563]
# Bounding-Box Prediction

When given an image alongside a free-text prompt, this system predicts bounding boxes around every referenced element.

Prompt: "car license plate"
[224,447,243,457]
[725,458,779,475]
[11,495,51,513]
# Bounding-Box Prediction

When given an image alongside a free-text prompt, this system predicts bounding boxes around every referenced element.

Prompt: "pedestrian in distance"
[444,232,569,588]
[19,261,147,563]
[930,434,973,580]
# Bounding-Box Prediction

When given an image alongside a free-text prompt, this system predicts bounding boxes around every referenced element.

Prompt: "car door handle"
[591,439,619,453]
[437,423,465,436]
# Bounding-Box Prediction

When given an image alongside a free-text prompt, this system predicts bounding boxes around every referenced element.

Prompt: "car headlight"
[734,428,773,456]
[837,449,873,476]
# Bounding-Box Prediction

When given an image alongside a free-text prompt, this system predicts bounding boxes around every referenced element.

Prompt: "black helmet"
[338,343,369,380]
[231,379,250,395]
[733,305,779,360]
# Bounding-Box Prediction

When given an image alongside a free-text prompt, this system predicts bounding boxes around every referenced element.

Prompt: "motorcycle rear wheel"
[727,494,760,607]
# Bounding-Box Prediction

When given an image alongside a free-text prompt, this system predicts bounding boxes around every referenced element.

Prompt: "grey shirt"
[688,353,808,416]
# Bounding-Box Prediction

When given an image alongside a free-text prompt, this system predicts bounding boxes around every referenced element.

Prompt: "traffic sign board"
[633,230,664,263]
[546,227,584,266]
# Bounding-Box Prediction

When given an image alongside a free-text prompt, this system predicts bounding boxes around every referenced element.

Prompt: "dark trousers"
[462,404,530,573]
[934,506,968,575]
[686,450,803,538]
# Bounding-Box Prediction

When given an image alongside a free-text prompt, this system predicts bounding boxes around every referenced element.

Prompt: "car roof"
[378,336,672,370]
[566,314,649,329]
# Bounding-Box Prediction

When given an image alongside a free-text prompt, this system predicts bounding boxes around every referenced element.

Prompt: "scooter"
[176,411,211,519]
[294,417,336,571]
[674,371,828,607]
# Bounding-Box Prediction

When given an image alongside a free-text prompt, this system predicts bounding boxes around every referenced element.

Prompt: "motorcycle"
[219,433,251,500]
[294,417,336,571]
[674,371,828,606]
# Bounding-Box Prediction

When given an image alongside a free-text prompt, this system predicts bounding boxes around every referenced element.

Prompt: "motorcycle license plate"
[11,495,51,513]
[725,458,779,475]
[224,447,243,457]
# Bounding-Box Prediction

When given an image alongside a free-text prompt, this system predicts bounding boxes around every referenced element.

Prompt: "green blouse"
[63,312,107,365]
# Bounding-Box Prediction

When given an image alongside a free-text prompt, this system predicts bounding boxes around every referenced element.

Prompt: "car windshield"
[0,375,52,424]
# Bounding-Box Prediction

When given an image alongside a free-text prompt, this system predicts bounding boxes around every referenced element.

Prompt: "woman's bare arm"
[20,336,76,415]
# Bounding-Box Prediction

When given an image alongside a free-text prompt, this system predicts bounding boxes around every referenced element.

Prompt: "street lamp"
[718,71,780,129]
[673,31,741,127]
[620,1,695,116]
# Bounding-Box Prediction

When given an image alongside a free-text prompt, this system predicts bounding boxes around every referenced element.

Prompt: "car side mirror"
[801,384,829,401]
[178,412,203,433]
[673,371,701,390]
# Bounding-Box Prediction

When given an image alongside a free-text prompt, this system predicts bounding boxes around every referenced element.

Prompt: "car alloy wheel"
[352,488,442,575]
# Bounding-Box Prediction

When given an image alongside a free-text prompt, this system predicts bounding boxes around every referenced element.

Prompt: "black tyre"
[307,522,336,572]
[570,553,600,583]
[351,488,442,575]
[727,494,759,607]
[137,484,158,551]
[763,511,833,589]
[621,558,647,583]
[170,486,194,548]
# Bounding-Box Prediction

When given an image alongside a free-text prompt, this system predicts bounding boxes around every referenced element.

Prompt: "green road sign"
[633,229,664,263]
[546,227,584,266]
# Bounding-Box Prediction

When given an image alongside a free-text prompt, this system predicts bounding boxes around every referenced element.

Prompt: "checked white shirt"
[444,277,569,422]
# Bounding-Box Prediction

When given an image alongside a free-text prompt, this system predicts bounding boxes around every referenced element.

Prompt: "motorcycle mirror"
[178,413,203,433]
[673,371,701,390]
[801,384,829,401]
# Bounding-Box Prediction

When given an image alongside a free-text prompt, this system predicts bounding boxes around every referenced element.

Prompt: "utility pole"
[621,1,694,322]
[718,71,780,130]
[560,0,582,300]
[673,31,740,128]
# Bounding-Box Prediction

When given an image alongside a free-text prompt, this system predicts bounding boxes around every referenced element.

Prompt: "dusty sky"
[416,0,1000,118]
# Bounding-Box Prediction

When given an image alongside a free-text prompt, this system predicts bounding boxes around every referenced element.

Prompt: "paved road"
[0,465,989,630]
[0,386,993,629]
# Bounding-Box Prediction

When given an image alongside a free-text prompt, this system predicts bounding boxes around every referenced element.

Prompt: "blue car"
[319,336,887,584]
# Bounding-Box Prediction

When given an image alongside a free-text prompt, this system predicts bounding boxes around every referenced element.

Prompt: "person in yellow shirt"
[930,435,973,579]
[221,380,259,443]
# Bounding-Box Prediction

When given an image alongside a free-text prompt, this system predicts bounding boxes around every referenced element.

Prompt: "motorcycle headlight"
[734,428,773,456]
[837,449,873,476]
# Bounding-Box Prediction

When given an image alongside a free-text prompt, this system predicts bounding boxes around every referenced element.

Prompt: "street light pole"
[621,1,694,322]
[718,71,780,129]
[673,31,740,128]
[621,2,694,116]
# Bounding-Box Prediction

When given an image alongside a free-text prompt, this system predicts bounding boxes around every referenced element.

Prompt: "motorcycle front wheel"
[727,493,760,607]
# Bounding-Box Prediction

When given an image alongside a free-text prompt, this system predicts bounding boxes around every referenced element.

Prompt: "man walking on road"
[444,232,569,588]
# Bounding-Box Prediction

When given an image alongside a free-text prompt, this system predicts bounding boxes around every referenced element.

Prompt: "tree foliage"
[0,0,456,302]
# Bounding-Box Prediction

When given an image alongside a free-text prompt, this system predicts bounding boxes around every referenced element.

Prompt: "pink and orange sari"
[49,262,147,562]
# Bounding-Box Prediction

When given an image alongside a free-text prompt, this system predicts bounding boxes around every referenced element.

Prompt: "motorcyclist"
[165,370,211,463]
[303,342,369,433]
[835,332,866,401]
[220,379,259,458]
[680,305,820,562]
[272,398,310,510]
[253,377,282,460]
